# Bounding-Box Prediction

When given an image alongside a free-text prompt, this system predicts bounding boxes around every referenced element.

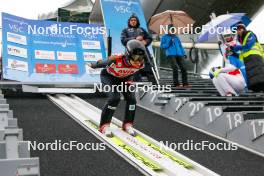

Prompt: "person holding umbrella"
[230,22,264,92]
[149,10,194,87]
[160,24,189,87]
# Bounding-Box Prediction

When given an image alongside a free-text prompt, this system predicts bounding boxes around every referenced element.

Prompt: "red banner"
[58,64,78,74]
[35,63,56,73]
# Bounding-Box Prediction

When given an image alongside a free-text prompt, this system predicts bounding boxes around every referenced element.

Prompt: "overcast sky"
[247,5,264,42]
[0,0,73,19]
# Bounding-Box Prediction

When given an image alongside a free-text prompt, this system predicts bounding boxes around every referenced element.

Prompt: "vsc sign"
[9,24,24,33]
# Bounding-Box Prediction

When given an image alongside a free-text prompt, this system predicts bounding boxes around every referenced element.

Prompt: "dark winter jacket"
[121,15,152,47]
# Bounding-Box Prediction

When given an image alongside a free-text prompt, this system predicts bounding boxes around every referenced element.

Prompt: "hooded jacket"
[121,15,152,47]
[160,34,186,57]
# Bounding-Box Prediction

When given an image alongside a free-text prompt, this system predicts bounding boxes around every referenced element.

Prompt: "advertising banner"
[1,13,106,83]
[100,0,153,55]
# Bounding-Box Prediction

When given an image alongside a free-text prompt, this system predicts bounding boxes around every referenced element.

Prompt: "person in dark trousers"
[88,40,146,137]
[121,14,156,84]
[160,24,189,87]
[230,22,264,92]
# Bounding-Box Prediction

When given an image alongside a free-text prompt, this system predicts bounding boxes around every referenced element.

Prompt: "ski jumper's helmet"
[125,39,146,62]
[222,29,235,43]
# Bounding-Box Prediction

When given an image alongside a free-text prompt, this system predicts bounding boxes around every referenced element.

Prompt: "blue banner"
[2,13,106,83]
[100,0,153,55]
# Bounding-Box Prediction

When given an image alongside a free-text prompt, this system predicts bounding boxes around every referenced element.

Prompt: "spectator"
[121,14,156,84]
[230,22,264,91]
[160,24,189,87]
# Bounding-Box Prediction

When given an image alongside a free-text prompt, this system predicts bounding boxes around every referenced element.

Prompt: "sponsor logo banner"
[35,50,55,60]
[7,45,28,58]
[83,52,102,62]
[114,67,138,77]
[58,64,78,74]
[2,13,106,82]
[8,59,28,72]
[82,40,101,50]
[57,51,77,61]
[7,32,27,45]
[35,63,56,73]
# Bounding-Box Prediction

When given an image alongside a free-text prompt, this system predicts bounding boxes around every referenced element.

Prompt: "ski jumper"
[91,54,144,127]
